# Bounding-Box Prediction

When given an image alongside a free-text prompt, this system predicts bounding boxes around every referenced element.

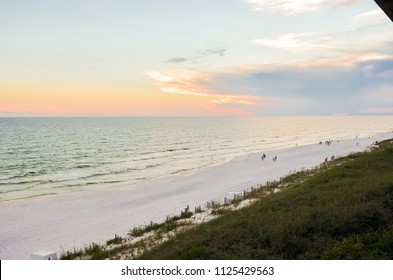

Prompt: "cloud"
[145,53,393,115]
[197,55,393,115]
[331,0,361,8]
[145,71,173,83]
[165,48,226,66]
[298,53,393,68]
[145,69,264,115]
[148,22,392,116]
[352,9,386,21]
[250,33,336,52]
[204,48,226,57]
[167,57,188,63]
[146,70,208,96]
[210,96,257,106]
[244,0,323,15]
[244,0,361,15]
[249,20,393,66]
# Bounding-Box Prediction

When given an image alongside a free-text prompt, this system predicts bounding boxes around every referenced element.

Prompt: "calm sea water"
[1,116,392,201]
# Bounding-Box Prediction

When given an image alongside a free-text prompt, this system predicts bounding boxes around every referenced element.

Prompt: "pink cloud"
[146,70,209,97]
[145,69,263,115]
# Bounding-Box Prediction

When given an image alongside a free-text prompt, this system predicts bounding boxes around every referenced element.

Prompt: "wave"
[49,172,98,183]
[75,164,94,169]
[102,180,123,184]
[0,180,42,186]
[4,167,144,187]
[145,163,162,169]
[171,168,192,175]
[0,188,26,194]
[135,177,147,180]
[0,175,17,181]
[163,147,191,153]
[0,183,37,194]
[47,165,154,183]
[0,170,46,181]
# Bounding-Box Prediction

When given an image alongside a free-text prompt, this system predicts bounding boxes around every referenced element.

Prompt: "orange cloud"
[210,96,260,106]
[145,70,209,97]
[145,69,263,115]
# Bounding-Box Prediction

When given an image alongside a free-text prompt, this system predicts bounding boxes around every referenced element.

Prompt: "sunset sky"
[1,0,392,116]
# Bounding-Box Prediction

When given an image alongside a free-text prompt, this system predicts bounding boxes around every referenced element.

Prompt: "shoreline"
[0,131,392,259]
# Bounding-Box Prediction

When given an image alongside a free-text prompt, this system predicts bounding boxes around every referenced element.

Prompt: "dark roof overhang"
[375,0,393,22]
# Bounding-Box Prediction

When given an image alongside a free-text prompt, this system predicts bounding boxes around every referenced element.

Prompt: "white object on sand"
[31,251,57,260]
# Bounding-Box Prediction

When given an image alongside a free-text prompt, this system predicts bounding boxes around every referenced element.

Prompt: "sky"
[0,0,392,116]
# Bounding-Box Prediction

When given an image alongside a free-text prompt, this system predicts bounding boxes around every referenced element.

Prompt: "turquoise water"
[1,116,392,201]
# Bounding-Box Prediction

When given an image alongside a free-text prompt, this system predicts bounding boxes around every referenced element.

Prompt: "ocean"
[1,116,392,201]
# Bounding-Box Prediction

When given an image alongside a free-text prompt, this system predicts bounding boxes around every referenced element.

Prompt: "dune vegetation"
[62,139,393,260]
[139,139,393,260]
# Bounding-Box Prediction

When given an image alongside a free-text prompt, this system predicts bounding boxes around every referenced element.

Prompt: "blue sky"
[0,0,392,116]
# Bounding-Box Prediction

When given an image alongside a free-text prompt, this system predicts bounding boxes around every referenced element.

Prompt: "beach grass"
[61,139,393,260]
[60,209,195,259]
[137,139,393,259]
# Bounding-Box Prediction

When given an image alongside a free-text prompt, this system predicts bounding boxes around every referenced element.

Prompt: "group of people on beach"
[261,154,278,162]
[324,155,335,163]
[319,140,333,146]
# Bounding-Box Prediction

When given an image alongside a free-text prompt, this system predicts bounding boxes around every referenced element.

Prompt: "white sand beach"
[0,132,391,259]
